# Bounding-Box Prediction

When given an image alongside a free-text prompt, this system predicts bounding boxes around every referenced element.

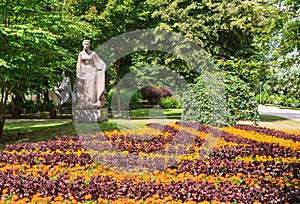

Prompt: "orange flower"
[11,194,19,202]
[54,194,64,201]
[2,189,8,194]
[84,194,92,200]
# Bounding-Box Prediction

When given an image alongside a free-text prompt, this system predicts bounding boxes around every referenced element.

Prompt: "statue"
[75,40,106,108]
[49,73,72,105]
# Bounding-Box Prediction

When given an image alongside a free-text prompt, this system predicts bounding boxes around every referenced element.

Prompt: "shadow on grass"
[1,120,119,150]
[259,114,288,122]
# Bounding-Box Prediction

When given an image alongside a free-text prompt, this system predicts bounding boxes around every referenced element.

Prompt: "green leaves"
[149,0,266,59]
[181,74,259,126]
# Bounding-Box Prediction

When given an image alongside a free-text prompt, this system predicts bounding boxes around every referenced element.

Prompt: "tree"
[143,0,271,79]
[257,0,299,106]
[0,0,83,138]
[127,0,272,123]
[0,24,74,137]
[96,0,154,116]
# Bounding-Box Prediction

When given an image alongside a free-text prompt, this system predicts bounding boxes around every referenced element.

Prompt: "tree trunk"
[0,83,10,140]
[44,89,49,103]
[116,59,122,117]
[11,92,22,118]
[43,79,50,103]
[0,103,7,142]
[0,119,4,142]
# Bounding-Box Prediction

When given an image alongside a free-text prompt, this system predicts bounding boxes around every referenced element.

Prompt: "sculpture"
[49,75,72,106]
[75,40,106,108]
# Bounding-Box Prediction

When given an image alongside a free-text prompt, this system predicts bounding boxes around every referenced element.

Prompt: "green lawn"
[1,119,118,149]
[238,114,300,131]
[2,109,299,150]
[4,119,71,133]
[129,108,182,118]
[258,114,288,122]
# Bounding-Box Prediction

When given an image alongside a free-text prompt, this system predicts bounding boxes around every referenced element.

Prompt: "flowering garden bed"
[0,122,299,203]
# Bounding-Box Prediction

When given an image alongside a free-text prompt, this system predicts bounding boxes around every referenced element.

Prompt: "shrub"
[159,87,173,98]
[255,92,270,105]
[181,74,259,126]
[158,96,181,109]
[141,86,174,106]
[262,94,299,107]
[141,86,162,106]
[283,96,299,107]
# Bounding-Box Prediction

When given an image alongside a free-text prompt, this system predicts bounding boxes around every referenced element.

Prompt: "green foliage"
[7,100,57,114]
[255,92,270,105]
[106,89,143,110]
[148,0,269,59]
[0,0,295,136]
[181,74,259,126]
[225,75,259,123]
[262,0,300,68]
[255,0,299,105]
[257,93,299,107]
[261,64,300,107]
[0,0,77,138]
[127,0,273,88]
[158,96,181,109]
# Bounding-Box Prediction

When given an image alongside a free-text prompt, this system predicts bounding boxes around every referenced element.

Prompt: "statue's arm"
[76,52,82,77]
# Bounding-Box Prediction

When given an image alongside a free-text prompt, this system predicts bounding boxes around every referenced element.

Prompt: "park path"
[258,105,300,121]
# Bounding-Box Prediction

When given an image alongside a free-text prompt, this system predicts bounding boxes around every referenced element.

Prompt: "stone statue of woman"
[75,40,106,108]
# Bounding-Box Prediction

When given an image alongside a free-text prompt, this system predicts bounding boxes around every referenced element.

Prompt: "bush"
[22,100,36,113]
[255,92,270,105]
[283,96,299,107]
[141,86,174,106]
[141,86,161,106]
[263,94,299,107]
[159,87,173,98]
[181,74,259,126]
[36,101,56,112]
[158,96,181,109]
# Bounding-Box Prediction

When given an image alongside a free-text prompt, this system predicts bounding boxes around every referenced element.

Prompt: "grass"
[4,119,71,134]
[3,119,75,144]
[111,108,182,130]
[2,109,299,149]
[238,114,300,131]
[111,118,180,130]
[129,108,182,118]
[258,114,288,122]
[281,106,300,111]
[1,119,119,149]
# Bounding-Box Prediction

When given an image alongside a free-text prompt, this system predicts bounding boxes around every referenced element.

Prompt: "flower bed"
[0,122,299,203]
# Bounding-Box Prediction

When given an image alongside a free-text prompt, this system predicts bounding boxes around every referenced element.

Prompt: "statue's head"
[82,40,90,50]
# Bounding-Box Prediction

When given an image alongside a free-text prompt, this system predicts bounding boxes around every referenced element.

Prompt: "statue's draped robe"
[76,51,106,106]
[49,77,71,105]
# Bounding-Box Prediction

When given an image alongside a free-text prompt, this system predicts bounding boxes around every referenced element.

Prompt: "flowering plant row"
[0,122,299,203]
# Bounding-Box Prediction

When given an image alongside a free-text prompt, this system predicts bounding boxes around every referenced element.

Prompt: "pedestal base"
[73,106,108,122]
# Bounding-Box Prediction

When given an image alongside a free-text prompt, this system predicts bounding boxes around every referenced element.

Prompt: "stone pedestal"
[73,105,108,122]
